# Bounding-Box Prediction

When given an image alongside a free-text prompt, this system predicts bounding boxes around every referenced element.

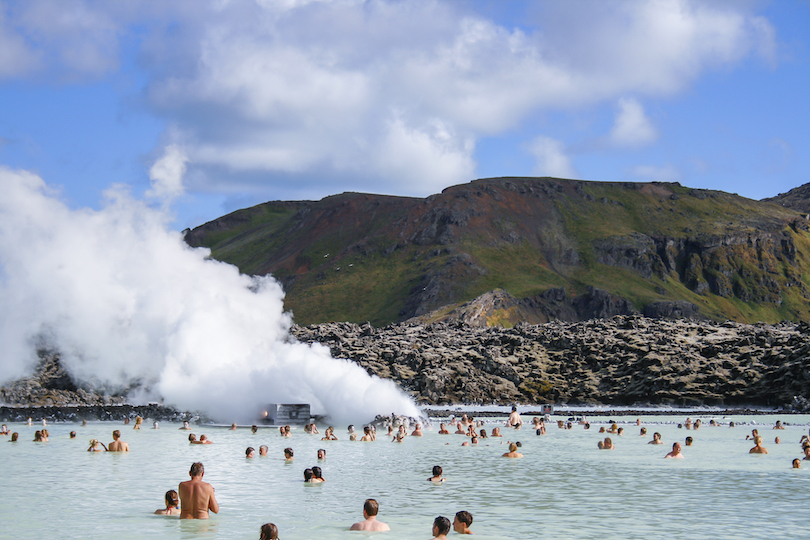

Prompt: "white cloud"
[630,163,681,182]
[608,97,657,148]
[0,0,780,197]
[529,136,577,179]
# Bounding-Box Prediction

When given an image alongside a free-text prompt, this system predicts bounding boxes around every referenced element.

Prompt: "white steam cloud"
[0,165,419,424]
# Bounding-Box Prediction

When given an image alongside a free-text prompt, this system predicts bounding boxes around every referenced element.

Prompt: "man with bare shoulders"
[178,462,219,519]
[108,430,129,452]
[507,406,523,429]
[665,442,683,458]
[349,498,390,531]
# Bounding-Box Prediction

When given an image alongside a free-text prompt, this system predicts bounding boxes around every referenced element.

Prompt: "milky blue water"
[1,414,808,539]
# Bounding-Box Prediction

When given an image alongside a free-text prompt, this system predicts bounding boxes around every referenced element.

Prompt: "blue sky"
[0,0,808,230]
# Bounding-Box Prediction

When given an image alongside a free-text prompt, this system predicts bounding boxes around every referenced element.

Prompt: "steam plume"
[0,165,418,423]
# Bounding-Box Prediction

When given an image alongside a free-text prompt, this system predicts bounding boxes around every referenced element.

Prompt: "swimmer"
[598,437,613,450]
[69,431,76,439]
[640,427,647,436]
[454,424,466,435]
[617,427,624,436]
[179,421,191,430]
[665,442,684,458]
[27,417,32,426]
[479,428,488,439]
[284,425,292,437]
[746,429,759,441]
[322,427,338,441]
[303,468,314,482]
[803,447,810,461]
[393,433,404,443]
[230,423,238,430]
[531,417,542,429]
[470,436,479,445]
[775,437,781,444]
[133,416,142,430]
[749,436,768,454]
[0,424,8,435]
[259,523,279,540]
[649,432,663,445]
[87,438,107,452]
[279,426,286,437]
[124,418,130,425]
[348,424,355,436]
[42,418,47,426]
[598,427,605,433]
[685,417,692,430]
[246,447,255,458]
[188,433,198,443]
[284,447,294,461]
[154,489,181,515]
[584,422,590,430]
[428,465,445,483]
[685,436,693,446]
[108,430,129,452]
[259,445,268,457]
[607,423,618,434]
[198,434,213,444]
[310,423,319,434]
[360,426,373,441]
[507,406,523,429]
[152,421,159,429]
[349,499,390,531]
[793,459,802,469]
[411,423,423,437]
[178,462,219,519]
[502,442,523,458]
[387,426,394,436]
[774,420,785,430]
[453,511,473,535]
[694,419,701,430]
[431,516,451,540]
[9,432,18,442]
[311,466,325,483]
[491,427,502,437]
[251,425,258,434]
[438,423,450,435]
[317,448,326,460]
[33,430,43,442]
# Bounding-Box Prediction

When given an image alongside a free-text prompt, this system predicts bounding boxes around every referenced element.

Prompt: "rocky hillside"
[764,182,810,216]
[185,177,810,325]
[292,317,810,408]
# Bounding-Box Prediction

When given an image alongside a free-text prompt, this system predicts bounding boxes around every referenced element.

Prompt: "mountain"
[763,182,810,216]
[184,177,810,326]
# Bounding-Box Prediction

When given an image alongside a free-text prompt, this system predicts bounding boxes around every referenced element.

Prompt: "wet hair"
[515,441,522,447]
[432,465,442,477]
[363,426,371,434]
[793,459,801,468]
[190,462,204,476]
[11,432,18,441]
[312,466,323,478]
[34,430,42,441]
[284,447,293,458]
[165,489,179,508]
[251,425,258,434]
[246,447,255,457]
[317,448,326,457]
[260,523,278,540]
[303,468,313,481]
[188,433,197,442]
[363,498,379,516]
[433,516,451,535]
[509,443,517,452]
[112,430,121,439]
[259,445,268,453]
[69,431,76,438]
[455,510,473,527]
[685,436,693,445]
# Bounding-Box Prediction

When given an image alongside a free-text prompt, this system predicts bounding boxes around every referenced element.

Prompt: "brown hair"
[260,523,278,540]
[165,490,179,508]
[363,498,379,516]
[190,462,204,476]
[455,511,473,526]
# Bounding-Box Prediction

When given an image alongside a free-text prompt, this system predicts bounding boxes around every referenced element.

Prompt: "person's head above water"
[303,468,313,481]
[165,489,179,508]
[259,523,278,540]
[246,447,255,458]
[284,447,293,459]
[432,465,442,477]
[363,498,379,517]
[433,516,451,536]
[190,462,204,477]
[312,466,323,478]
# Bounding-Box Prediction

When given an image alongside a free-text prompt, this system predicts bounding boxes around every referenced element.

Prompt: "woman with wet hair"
[311,466,325,482]
[259,523,278,540]
[154,490,180,515]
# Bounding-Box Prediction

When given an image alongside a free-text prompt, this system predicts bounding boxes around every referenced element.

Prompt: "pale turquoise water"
[1,414,809,539]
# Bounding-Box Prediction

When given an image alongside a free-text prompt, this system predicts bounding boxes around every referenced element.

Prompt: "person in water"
[259,445,268,456]
[502,443,523,458]
[411,423,423,437]
[311,466,325,482]
[649,432,663,445]
[749,436,769,454]
[283,448,294,461]
[598,437,614,450]
[154,489,181,515]
[259,523,279,540]
[108,430,129,452]
[428,465,445,482]
[792,459,801,469]
[491,427,502,437]
[665,442,684,458]
[179,421,191,430]
[246,447,255,458]
[453,511,473,535]
[9,432,18,442]
[178,462,219,519]
[360,426,374,441]
[349,499,390,531]
[317,448,326,460]
[438,423,450,434]
[87,438,107,452]
[198,434,213,444]
[303,468,314,482]
[507,406,523,429]
[431,516,452,540]
[0,424,8,435]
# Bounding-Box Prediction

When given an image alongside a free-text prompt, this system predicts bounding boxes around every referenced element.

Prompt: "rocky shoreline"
[3,316,810,417]
[292,316,810,410]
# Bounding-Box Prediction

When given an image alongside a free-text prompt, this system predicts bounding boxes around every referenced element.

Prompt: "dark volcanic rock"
[292,317,810,409]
